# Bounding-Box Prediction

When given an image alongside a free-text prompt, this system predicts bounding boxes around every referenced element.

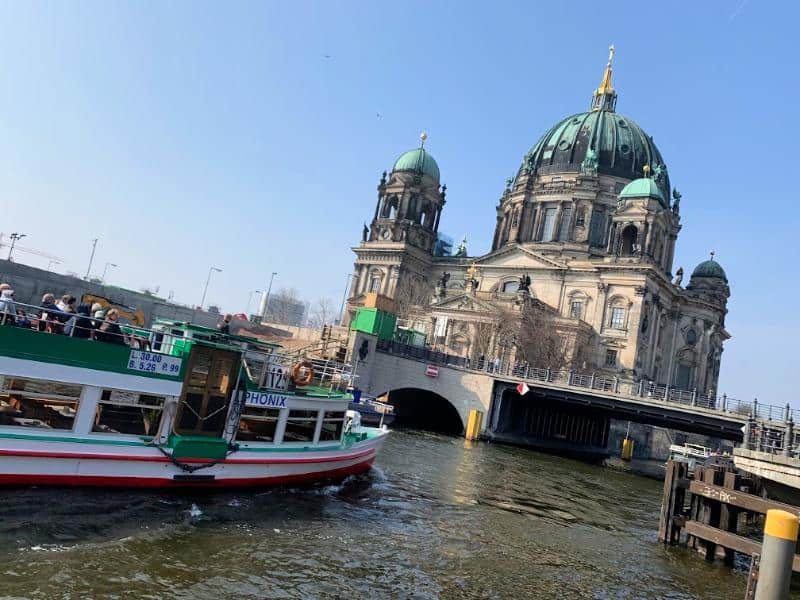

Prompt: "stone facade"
[347,55,730,396]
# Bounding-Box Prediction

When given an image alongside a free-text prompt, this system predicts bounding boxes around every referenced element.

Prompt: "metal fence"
[375,339,796,425]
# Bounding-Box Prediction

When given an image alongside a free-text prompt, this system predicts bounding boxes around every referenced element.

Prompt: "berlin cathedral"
[346,49,730,396]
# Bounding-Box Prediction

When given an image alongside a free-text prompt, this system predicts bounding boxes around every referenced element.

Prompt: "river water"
[0,431,787,599]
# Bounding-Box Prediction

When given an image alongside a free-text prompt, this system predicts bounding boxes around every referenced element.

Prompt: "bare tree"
[308,297,335,329]
[393,276,432,322]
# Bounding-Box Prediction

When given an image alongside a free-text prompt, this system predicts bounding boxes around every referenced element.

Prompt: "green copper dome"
[393,148,440,182]
[521,110,670,197]
[619,177,666,206]
[691,259,728,283]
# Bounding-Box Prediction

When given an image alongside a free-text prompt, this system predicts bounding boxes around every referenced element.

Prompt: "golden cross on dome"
[608,44,615,66]
[710,250,716,261]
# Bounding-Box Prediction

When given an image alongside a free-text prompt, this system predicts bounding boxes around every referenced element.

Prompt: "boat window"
[93,390,165,437]
[187,353,211,388]
[236,407,281,442]
[0,377,81,430]
[208,357,235,395]
[319,411,346,442]
[283,409,319,443]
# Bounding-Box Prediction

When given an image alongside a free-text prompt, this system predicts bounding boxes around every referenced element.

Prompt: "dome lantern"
[690,253,728,283]
[591,44,617,112]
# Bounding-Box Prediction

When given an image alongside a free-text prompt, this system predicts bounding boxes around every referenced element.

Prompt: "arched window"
[620,225,638,256]
[382,195,399,219]
[575,207,586,228]
[502,280,519,293]
[607,296,629,330]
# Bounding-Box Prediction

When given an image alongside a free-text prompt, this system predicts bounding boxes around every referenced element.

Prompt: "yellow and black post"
[754,509,799,600]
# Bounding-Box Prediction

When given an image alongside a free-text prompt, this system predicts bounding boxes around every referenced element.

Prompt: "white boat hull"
[0,431,387,488]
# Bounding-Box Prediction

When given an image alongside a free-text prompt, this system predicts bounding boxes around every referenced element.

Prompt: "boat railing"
[0,299,184,350]
[242,350,353,395]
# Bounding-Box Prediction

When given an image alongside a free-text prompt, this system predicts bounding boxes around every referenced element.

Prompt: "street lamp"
[7,233,26,261]
[260,272,277,321]
[338,273,352,326]
[102,262,118,283]
[246,289,262,317]
[85,238,98,279]
[200,267,222,310]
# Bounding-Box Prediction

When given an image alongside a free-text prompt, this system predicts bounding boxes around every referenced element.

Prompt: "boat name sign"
[245,391,288,409]
[127,350,183,376]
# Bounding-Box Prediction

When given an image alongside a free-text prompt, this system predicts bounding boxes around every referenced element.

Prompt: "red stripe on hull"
[0,446,376,465]
[0,458,376,489]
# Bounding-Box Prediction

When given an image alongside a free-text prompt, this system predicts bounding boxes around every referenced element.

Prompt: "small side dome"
[392,148,440,183]
[619,178,665,206]
[691,259,728,283]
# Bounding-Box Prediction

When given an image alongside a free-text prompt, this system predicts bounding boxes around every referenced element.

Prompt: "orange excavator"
[80,294,146,327]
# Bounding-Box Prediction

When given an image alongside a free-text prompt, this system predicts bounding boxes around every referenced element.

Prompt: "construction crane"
[0,232,64,265]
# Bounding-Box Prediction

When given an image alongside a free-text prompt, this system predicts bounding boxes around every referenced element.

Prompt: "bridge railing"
[374,339,796,426]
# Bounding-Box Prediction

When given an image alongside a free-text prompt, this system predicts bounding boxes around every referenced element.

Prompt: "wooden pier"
[659,459,800,570]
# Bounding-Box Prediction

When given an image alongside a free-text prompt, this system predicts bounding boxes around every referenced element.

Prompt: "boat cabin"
[0,310,357,460]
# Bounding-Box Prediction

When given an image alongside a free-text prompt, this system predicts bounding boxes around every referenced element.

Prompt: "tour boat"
[0,308,387,488]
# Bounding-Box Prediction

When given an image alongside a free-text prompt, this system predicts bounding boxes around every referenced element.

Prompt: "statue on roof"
[581,146,599,176]
[362,223,369,242]
[653,163,667,185]
[441,183,447,201]
[673,267,684,286]
[438,272,450,289]
[672,188,682,215]
[454,236,467,257]
[519,273,531,292]
[505,176,514,192]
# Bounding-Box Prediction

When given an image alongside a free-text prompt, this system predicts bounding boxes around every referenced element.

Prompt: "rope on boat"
[154,442,240,473]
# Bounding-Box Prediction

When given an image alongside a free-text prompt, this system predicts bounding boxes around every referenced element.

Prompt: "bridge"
[351,333,794,455]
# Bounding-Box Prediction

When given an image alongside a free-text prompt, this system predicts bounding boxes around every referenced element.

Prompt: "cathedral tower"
[346,134,446,322]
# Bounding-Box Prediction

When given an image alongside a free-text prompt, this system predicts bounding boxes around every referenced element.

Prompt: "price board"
[127,350,183,376]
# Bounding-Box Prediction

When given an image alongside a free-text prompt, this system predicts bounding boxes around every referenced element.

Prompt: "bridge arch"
[380,388,465,435]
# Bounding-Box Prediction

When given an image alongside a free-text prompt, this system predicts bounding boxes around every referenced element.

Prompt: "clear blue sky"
[0,1,797,404]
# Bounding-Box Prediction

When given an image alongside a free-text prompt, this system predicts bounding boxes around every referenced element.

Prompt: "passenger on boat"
[56,295,77,318]
[90,303,106,329]
[96,309,127,345]
[0,288,16,326]
[217,314,232,335]
[39,293,62,332]
[64,304,93,339]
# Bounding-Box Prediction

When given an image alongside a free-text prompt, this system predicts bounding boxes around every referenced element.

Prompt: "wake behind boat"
[0,302,387,488]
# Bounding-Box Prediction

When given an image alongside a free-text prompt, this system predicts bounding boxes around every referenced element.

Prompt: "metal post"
[589,372,595,389]
[753,399,759,420]
[754,510,799,599]
[613,377,619,393]
[691,389,697,406]
[783,418,794,457]
[638,380,644,396]
[784,403,791,423]
[200,267,222,310]
[721,393,727,412]
[338,273,352,326]
[261,272,277,321]
[545,368,551,382]
[568,370,573,385]
[85,238,98,279]
[664,385,670,401]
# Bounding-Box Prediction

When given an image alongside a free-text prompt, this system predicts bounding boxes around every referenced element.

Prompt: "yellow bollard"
[465,409,484,441]
[621,437,634,461]
[755,509,800,599]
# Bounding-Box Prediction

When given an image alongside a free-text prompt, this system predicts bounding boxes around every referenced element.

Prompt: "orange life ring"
[290,360,314,386]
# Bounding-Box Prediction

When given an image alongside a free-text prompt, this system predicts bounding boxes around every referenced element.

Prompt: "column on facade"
[664,235,677,274]
[524,206,538,241]
[594,284,609,335]
[606,222,617,253]
[645,305,662,377]
[433,207,442,232]
[374,194,382,221]
[664,311,681,386]
[696,324,715,392]
[552,202,565,242]
[640,222,650,257]
[531,204,543,241]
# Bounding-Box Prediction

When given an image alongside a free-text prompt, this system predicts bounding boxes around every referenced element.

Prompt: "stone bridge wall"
[352,332,493,431]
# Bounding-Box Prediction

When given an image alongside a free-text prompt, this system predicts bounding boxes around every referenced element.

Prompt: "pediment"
[472,245,567,270]
[432,293,500,313]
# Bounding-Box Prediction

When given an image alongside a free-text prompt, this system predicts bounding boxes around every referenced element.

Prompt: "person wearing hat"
[0,286,16,326]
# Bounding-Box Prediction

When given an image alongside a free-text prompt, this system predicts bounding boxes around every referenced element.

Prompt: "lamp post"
[260,272,277,321]
[200,267,222,310]
[338,273,352,326]
[102,262,118,283]
[85,238,98,279]
[7,233,26,261]
[246,289,262,317]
